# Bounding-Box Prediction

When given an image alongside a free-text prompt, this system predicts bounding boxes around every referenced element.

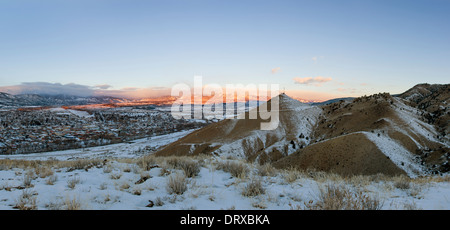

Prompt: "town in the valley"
[0,106,207,155]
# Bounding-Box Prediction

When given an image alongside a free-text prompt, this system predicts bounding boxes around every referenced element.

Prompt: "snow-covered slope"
[276,92,449,177]
[155,94,323,163]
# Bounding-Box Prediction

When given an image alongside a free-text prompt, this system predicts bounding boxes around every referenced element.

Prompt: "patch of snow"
[392,98,444,146]
[364,131,427,177]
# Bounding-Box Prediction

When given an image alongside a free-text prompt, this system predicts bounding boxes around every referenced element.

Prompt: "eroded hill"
[155,84,449,177]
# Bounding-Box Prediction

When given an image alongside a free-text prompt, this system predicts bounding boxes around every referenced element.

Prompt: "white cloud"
[271,67,281,74]
[293,76,332,86]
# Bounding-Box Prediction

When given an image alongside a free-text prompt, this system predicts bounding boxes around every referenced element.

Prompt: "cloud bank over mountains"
[0,82,171,99]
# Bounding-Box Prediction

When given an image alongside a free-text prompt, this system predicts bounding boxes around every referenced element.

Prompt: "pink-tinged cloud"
[293,76,332,85]
[94,87,171,99]
[271,67,281,74]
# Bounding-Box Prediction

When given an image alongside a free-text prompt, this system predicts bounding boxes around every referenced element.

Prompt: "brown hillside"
[273,133,406,176]
[154,93,322,161]
[276,92,448,176]
[398,83,449,139]
[155,90,449,177]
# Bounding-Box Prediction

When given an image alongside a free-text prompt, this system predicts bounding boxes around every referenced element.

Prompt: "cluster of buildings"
[0,107,205,155]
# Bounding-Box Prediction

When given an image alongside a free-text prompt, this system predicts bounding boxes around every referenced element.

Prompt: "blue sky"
[0,0,449,100]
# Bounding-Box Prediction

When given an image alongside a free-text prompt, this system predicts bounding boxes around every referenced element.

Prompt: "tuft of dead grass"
[242,176,265,197]
[64,196,82,210]
[14,189,38,210]
[166,172,188,195]
[67,176,81,189]
[256,163,277,177]
[305,183,383,210]
[216,160,248,178]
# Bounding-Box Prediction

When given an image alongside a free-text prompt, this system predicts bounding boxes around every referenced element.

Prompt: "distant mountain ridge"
[0,92,126,107]
[0,91,317,107]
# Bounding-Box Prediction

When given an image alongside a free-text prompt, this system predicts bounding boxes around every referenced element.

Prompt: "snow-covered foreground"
[0,129,449,210]
[0,154,449,210]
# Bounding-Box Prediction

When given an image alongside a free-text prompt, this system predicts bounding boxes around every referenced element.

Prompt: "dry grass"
[164,157,201,178]
[305,183,383,210]
[35,166,54,178]
[67,176,81,189]
[216,160,248,178]
[154,197,164,206]
[109,172,122,180]
[0,158,105,171]
[14,189,38,210]
[281,168,302,183]
[242,176,265,197]
[119,181,131,191]
[394,180,411,190]
[0,159,53,171]
[166,172,188,195]
[256,163,277,177]
[179,160,201,178]
[137,155,159,170]
[65,196,82,210]
[22,170,35,188]
[132,187,142,195]
[46,175,58,185]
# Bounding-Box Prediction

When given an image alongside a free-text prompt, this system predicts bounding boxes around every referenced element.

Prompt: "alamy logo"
[170,76,280,130]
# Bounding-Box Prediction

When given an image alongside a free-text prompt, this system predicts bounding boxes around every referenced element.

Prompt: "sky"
[0,0,449,100]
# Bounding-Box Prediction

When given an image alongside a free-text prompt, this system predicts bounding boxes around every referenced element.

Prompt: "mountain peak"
[267,93,310,111]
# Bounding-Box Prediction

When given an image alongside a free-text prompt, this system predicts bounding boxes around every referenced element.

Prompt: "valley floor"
[0,130,449,210]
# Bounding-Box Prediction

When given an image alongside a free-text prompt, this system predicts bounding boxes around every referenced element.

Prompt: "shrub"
[394,180,411,190]
[256,163,276,177]
[166,172,188,195]
[14,189,37,210]
[154,197,164,206]
[138,155,158,170]
[242,176,265,197]
[109,172,122,180]
[178,160,201,178]
[281,169,300,183]
[306,184,383,210]
[22,171,34,188]
[46,175,58,185]
[65,196,82,210]
[67,176,81,189]
[163,157,201,178]
[217,160,248,178]
[36,166,54,178]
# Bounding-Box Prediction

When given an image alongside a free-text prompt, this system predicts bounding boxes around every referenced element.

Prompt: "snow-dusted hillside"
[155,93,323,162]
